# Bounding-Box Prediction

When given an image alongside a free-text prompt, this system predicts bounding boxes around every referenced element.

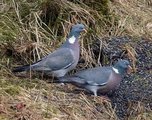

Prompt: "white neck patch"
[68,36,76,44]
[112,67,119,74]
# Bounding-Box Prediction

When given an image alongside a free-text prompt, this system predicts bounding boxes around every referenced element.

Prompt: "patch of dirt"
[92,36,152,119]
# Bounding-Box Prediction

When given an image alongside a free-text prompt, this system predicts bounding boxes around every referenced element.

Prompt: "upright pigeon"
[13,24,85,77]
[59,60,131,96]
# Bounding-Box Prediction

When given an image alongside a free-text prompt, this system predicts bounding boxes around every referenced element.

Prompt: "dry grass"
[0,74,118,120]
[110,0,152,39]
[126,101,152,120]
[0,0,152,119]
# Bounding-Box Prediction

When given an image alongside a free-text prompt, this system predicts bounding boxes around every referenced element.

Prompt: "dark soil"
[92,36,152,119]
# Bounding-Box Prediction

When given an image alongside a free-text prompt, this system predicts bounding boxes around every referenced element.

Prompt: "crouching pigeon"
[58,60,131,96]
[12,23,85,77]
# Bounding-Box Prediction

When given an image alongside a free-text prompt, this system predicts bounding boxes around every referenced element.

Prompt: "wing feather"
[32,48,74,71]
[74,67,112,86]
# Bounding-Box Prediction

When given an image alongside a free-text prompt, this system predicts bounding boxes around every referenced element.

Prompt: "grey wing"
[32,48,75,71]
[74,67,113,86]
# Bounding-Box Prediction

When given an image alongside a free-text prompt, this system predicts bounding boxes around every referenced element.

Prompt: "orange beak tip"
[83,29,87,33]
[127,65,133,74]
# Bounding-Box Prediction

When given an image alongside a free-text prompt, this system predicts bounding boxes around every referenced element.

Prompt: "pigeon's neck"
[61,31,80,49]
[113,66,126,75]
[112,67,119,74]
[67,36,77,44]
[61,35,79,49]
[65,32,80,45]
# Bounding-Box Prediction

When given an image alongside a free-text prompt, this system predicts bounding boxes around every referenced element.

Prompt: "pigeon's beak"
[127,65,132,74]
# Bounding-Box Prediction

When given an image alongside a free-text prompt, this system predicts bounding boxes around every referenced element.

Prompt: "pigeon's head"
[114,60,131,74]
[70,24,85,37]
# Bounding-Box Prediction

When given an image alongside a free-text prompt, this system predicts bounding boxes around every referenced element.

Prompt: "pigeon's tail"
[12,64,30,72]
[59,76,85,84]
[58,77,71,83]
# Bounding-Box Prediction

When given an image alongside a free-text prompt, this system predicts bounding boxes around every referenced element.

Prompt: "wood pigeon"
[58,60,131,96]
[12,23,85,77]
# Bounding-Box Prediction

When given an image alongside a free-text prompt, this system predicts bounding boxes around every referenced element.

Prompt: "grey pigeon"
[13,24,85,77]
[59,60,131,96]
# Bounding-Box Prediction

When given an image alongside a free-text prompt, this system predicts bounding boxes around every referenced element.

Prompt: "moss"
[4,85,20,96]
[17,79,38,89]
[68,0,110,15]
[0,16,19,42]
[4,78,43,89]
[0,115,8,120]
[42,105,60,119]
[41,0,61,27]
[83,0,110,15]
[19,0,42,22]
